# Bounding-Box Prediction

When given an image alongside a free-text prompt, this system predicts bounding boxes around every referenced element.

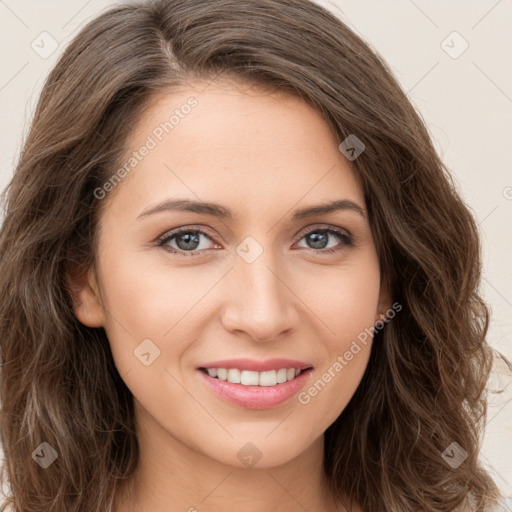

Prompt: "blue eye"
[296,227,352,253]
[157,226,352,257]
[158,228,216,254]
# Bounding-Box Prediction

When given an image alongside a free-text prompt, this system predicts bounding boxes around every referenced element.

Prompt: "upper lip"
[198,358,313,372]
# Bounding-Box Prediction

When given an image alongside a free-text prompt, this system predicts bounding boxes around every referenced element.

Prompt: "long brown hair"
[0,1,504,510]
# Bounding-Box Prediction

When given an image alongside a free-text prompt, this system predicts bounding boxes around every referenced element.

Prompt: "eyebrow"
[137,198,366,221]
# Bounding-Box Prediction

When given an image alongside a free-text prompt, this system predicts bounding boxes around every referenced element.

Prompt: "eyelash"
[156,225,353,257]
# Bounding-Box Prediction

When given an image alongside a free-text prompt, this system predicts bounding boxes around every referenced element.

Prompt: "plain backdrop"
[0,0,511,500]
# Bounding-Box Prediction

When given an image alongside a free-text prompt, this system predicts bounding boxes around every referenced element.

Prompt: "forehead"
[105,79,365,219]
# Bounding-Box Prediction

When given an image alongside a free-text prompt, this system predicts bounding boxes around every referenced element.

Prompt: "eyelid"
[156,224,221,250]
[297,223,352,239]
[156,223,353,255]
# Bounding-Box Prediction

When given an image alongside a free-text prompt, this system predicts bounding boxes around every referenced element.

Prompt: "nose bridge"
[221,235,296,341]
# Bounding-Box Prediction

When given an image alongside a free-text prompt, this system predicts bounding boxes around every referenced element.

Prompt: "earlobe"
[66,266,105,328]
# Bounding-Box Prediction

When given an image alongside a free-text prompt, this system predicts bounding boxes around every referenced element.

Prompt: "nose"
[220,250,299,343]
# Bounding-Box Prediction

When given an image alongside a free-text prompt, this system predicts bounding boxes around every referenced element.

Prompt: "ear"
[375,276,392,325]
[66,265,106,328]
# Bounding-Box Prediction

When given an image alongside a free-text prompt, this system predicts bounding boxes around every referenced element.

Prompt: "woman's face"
[75,79,390,469]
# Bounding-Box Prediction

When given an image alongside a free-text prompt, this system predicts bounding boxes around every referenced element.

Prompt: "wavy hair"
[0,0,504,510]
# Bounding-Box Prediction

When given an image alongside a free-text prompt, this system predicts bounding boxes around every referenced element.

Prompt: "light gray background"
[1,0,511,499]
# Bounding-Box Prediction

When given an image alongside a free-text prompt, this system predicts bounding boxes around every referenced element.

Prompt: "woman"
[0,0,508,510]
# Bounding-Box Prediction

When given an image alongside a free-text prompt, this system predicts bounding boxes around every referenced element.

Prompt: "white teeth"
[241,370,259,386]
[276,368,288,383]
[227,368,241,384]
[204,367,307,386]
[259,370,277,386]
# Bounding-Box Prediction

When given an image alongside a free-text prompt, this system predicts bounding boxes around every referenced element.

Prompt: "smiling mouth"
[198,367,313,387]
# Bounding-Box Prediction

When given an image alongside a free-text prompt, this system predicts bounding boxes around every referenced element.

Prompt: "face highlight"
[74,79,390,471]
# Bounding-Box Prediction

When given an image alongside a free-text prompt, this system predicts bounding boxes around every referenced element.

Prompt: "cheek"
[99,236,215,325]
[296,255,380,416]
[96,247,229,373]
[298,279,379,426]
[95,249,192,370]
[299,254,381,346]
[298,347,371,433]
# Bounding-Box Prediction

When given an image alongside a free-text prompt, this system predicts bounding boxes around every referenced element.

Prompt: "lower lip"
[197,368,313,409]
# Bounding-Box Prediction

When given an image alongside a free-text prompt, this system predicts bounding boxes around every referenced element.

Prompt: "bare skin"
[71,78,388,512]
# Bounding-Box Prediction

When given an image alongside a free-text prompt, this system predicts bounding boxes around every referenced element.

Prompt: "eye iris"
[166,229,340,253]
[307,231,328,249]
[176,231,200,250]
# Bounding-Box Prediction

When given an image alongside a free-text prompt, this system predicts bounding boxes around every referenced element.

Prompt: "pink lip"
[197,358,313,372]
[197,367,314,410]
